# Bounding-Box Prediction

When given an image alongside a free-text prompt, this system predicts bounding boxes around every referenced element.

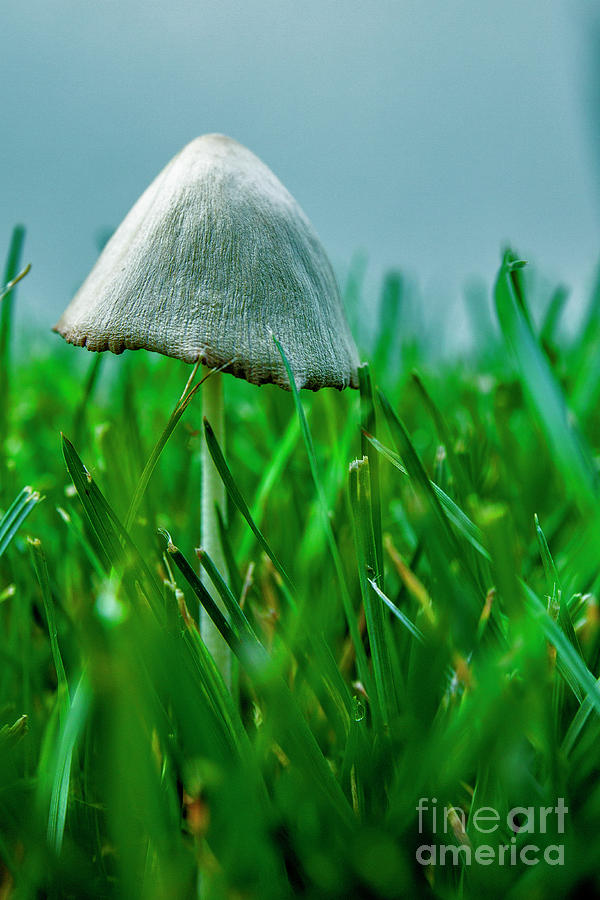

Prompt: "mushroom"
[54,133,360,684]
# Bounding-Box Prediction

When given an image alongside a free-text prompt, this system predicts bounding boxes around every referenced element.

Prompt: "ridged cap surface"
[54,134,359,390]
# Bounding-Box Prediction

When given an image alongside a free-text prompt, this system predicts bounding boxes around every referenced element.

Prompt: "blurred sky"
[2,0,600,346]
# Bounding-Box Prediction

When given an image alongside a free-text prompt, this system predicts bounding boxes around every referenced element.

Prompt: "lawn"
[1,225,599,898]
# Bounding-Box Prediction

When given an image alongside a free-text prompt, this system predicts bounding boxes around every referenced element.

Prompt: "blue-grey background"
[2,0,600,349]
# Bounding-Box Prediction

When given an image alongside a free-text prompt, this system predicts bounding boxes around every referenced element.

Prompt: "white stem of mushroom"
[201,368,231,689]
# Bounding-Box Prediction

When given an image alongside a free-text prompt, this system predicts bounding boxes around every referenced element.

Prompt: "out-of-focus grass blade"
[570,262,600,417]
[561,638,600,758]
[216,504,244,600]
[273,335,370,686]
[46,672,91,855]
[0,228,27,493]
[0,263,30,307]
[29,538,69,721]
[540,285,568,348]
[203,417,293,594]
[239,412,300,561]
[0,226,26,369]
[0,486,41,557]
[368,578,425,644]
[56,505,107,577]
[62,434,164,619]
[495,250,600,512]
[340,695,368,818]
[72,354,103,450]
[373,271,402,375]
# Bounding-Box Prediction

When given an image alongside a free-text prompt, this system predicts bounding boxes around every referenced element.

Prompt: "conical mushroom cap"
[54,134,359,390]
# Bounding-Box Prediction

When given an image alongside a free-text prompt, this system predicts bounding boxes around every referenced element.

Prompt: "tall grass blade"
[28,538,69,720]
[349,457,397,726]
[124,362,212,531]
[0,228,26,494]
[273,335,370,686]
[203,417,293,593]
[534,513,560,598]
[72,354,103,450]
[62,434,164,619]
[495,250,600,511]
[358,363,384,588]
[238,412,301,560]
[377,389,459,558]
[0,226,25,378]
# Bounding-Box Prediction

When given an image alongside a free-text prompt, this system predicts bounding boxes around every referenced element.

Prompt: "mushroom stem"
[201,368,231,688]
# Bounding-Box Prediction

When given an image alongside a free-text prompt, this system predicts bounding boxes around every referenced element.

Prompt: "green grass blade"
[378,389,459,558]
[273,335,370,686]
[367,578,425,644]
[124,363,206,531]
[534,513,560,598]
[540,285,568,348]
[494,250,600,512]
[358,363,384,588]
[0,226,25,375]
[196,547,269,660]
[62,434,165,619]
[46,672,91,855]
[0,263,30,307]
[373,271,403,376]
[364,430,489,560]
[411,371,470,501]
[349,457,397,726]
[161,532,237,650]
[72,354,103,450]
[203,417,293,593]
[238,412,301,561]
[28,538,69,721]
[524,584,589,704]
[168,538,354,827]
[196,546,347,738]
[215,503,244,600]
[56,504,107,577]
[0,486,41,557]
[0,228,26,495]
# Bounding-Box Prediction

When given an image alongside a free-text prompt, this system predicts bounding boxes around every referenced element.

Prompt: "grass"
[1,227,600,897]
